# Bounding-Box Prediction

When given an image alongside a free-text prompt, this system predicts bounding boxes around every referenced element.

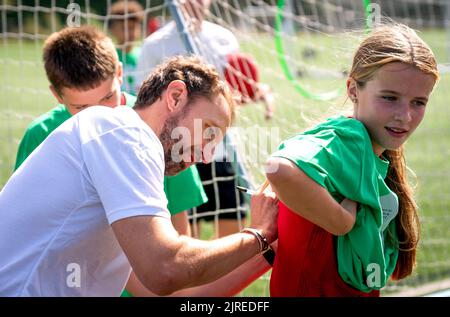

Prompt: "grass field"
[1,28,449,296]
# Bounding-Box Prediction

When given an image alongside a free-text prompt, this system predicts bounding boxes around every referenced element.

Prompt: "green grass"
[0,38,54,179]
[1,28,450,296]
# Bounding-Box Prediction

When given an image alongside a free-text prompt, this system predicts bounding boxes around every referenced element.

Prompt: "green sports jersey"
[14,104,72,171]
[164,167,207,214]
[14,92,207,216]
[272,115,399,292]
[117,47,141,95]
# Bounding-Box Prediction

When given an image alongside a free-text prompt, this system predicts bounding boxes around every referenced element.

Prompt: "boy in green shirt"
[14,25,207,296]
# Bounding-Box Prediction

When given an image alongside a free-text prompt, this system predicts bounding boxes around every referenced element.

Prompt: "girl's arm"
[266,157,357,235]
[125,247,273,297]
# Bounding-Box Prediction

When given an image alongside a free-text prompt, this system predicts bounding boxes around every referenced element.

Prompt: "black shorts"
[189,161,248,222]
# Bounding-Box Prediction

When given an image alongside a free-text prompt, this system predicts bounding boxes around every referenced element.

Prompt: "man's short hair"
[108,0,144,28]
[134,55,236,121]
[43,25,118,94]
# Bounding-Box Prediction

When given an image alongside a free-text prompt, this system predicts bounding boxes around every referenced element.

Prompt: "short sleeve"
[81,126,169,224]
[14,128,46,171]
[271,125,369,200]
[164,165,207,215]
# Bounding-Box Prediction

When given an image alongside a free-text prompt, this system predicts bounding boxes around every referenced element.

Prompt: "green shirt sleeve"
[14,127,48,171]
[271,117,370,201]
[164,165,208,215]
[14,105,72,171]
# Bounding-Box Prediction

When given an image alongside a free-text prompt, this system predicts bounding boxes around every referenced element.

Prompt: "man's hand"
[249,187,279,243]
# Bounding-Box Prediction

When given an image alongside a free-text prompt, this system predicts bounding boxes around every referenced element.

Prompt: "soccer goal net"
[1,0,449,296]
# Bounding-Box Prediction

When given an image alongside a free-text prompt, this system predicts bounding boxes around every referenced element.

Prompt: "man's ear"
[117,62,124,86]
[165,80,188,112]
[49,85,64,104]
[346,78,358,104]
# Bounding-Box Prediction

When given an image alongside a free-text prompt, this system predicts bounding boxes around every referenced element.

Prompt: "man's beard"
[159,112,189,176]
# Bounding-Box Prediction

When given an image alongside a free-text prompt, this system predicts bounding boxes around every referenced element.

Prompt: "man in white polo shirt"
[0,56,278,296]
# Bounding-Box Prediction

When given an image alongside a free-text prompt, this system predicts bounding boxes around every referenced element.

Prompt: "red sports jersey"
[270,201,379,297]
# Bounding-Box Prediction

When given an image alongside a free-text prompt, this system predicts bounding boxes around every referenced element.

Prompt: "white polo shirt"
[0,106,169,296]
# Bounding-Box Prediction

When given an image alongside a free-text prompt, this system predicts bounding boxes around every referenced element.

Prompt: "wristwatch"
[240,228,276,266]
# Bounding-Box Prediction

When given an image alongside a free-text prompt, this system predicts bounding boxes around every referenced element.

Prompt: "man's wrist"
[240,228,270,253]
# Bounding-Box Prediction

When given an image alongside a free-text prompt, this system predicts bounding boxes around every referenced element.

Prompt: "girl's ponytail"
[384,147,420,280]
